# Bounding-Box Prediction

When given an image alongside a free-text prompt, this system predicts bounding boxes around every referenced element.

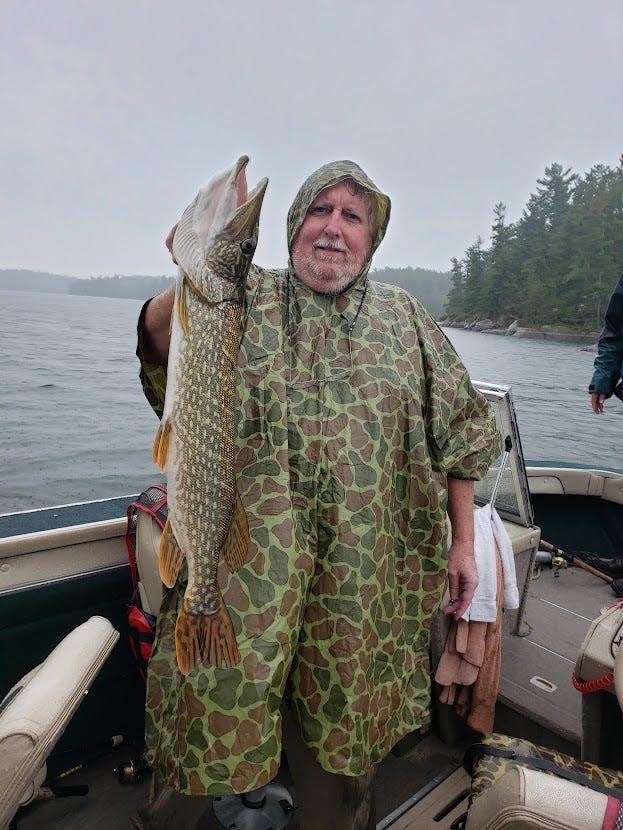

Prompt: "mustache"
[313,237,348,253]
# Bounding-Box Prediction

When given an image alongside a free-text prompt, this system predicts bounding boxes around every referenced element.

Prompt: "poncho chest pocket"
[237,345,287,439]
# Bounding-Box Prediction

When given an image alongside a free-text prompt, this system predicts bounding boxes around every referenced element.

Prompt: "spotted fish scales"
[152,156,268,674]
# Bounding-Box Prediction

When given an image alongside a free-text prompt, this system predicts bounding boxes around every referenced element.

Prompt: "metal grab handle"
[489,435,513,509]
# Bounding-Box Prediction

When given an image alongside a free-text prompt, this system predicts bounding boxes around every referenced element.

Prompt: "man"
[589,273,623,414]
[134,160,500,830]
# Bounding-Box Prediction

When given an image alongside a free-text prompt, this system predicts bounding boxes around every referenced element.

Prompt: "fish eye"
[240,238,256,255]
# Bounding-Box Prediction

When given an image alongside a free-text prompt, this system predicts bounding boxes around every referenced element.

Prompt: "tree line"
[69,273,175,299]
[444,159,623,331]
[371,266,451,318]
[70,268,451,316]
[1,268,450,315]
[68,269,451,312]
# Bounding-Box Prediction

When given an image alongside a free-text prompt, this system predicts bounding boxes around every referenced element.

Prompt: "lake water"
[1,290,620,514]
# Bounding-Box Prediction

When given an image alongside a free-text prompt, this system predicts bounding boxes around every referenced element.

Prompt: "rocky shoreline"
[440,319,599,351]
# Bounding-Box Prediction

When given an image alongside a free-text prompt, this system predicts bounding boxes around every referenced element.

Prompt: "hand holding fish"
[165,223,179,265]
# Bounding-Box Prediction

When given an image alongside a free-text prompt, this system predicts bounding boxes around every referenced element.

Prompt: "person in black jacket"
[589,274,623,414]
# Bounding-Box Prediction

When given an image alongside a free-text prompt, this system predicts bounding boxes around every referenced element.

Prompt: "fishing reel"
[533,549,566,577]
[551,554,566,575]
[113,757,146,785]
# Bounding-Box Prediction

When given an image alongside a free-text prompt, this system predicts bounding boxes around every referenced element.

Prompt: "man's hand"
[165,223,179,265]
[591,392,606,414]
[442,477,478,620]
[442,538,479,620]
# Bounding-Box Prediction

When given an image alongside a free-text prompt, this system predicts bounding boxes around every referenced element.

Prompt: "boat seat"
[464,764,621,829]
[574,600,623,769]
[135,508,164,617]
[0,616,119,830]
[500,519,540,557]
[461,602,623,829]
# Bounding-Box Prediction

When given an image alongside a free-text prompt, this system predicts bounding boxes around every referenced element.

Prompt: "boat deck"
[12,549,615,830]
[498,548,615,750]
[14,732,471,830]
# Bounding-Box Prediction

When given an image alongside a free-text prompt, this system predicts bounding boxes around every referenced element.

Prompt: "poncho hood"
[286,160,391,285]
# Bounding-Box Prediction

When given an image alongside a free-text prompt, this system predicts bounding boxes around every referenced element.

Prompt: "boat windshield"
[473,381,534,528]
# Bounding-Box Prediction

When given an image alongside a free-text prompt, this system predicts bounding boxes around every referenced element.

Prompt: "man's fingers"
[442,583,465,617]
[451,595,471,620]
[165,223,179,265]
[591,393,606,414]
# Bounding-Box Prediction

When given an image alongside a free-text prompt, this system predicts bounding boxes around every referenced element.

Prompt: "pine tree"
[449,158,623,329]
[445,257,467,320]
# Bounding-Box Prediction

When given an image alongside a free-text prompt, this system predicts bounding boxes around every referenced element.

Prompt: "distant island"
[0,269,176,301]
[0,266,452,318]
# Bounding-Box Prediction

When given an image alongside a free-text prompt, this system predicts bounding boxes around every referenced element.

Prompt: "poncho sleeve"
[589,336,623,396]
[136,299,167,421]
[589,275,623,395]
[415,304,501,480]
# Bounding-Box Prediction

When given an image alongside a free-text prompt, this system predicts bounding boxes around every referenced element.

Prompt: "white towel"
[490,505,520,612]
[461,504,520,622]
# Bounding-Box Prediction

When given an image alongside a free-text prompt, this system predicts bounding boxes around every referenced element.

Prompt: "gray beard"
[296,254,361,295]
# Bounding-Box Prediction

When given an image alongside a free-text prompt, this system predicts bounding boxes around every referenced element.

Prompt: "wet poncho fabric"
[137,161,501,795]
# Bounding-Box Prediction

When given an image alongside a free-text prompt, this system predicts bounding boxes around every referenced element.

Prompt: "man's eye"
[310,206,329,214]
[345,211,361,222]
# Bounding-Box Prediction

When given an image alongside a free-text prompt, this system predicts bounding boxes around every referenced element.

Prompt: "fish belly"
[158,298,247,672]
[172,300,238,611]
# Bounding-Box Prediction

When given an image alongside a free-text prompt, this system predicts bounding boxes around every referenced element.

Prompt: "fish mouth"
[222,156,268,244]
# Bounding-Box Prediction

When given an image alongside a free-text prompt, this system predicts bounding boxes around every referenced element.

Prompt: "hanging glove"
[434,618,488,707]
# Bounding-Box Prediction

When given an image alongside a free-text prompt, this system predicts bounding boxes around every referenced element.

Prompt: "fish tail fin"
[175,597,240,675]
[152,418,172,470]
[159,518,185,588]
[177,276,190,334]
[221,492,250,573]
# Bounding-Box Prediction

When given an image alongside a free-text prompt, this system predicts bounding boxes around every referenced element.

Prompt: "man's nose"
[324,209,342,236]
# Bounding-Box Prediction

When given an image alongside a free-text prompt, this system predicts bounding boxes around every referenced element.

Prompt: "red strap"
[125,486,168,587]
[572,599,623,694]
[134,485,168,530]
[572,671,614,693]
[602,795,623,830]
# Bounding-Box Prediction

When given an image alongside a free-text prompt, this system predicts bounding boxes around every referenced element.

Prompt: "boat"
[1,382,622,830]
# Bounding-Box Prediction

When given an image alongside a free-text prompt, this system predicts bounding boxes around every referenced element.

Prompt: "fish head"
[207,156,268,288]
[172,157,268,298]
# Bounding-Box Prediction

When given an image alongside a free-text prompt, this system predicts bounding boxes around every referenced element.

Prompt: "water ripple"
[1,290,619,513]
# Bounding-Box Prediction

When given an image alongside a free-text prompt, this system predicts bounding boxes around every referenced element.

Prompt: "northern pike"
[152,156,268,675]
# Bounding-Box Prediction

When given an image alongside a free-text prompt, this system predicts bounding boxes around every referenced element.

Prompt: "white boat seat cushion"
[465,765,618,829]
[0,616,119,830]
[135,508,164,617]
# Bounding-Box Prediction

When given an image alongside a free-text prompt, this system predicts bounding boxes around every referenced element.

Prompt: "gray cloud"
[1,0,621,276]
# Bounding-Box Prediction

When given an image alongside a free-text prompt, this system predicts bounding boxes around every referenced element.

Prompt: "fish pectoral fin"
[175,598,240,674]
[177,275,190,334]
[222,492,250,573]
[152,418,172,471]
[159,518,185,588]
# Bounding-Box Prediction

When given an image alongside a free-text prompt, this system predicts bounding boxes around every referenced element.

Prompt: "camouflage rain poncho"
[137,161,501,795]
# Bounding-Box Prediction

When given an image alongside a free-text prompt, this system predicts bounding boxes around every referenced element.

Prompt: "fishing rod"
[538,539,623,598]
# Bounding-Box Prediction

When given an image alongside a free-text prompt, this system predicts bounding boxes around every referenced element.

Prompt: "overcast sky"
[1,0,621,278]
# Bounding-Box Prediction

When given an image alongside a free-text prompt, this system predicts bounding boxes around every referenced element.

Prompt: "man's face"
[291,181,373,294]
